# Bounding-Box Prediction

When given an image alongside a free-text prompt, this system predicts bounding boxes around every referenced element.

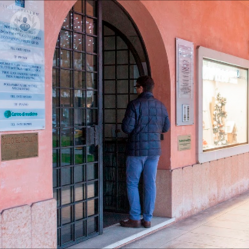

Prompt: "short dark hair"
[136,75,154,92]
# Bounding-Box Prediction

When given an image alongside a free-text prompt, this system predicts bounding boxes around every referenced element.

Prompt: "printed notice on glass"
[176,38,194,126]
[0,1,45,131]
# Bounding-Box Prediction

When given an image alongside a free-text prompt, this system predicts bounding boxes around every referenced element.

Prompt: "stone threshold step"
[70,217,175,249]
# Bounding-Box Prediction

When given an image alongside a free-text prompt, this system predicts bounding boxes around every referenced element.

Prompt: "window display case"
[202,59,247,150]
[198,47,249,163]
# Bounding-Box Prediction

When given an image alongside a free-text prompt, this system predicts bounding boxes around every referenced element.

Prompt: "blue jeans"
[126,156,160,222]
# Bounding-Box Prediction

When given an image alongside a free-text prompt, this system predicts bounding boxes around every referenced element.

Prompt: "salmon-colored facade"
[1,1,249,247]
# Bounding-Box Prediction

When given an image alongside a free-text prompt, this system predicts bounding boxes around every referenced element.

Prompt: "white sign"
[0,0,45,131]
[177,43,193,98]
[176,38,194,126]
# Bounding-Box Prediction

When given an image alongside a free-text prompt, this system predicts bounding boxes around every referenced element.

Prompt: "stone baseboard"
[0,199,56,249]
[154,153,249,220]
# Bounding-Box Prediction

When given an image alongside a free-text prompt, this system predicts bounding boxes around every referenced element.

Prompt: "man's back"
[120,75,170,228]
[122,91,170,156]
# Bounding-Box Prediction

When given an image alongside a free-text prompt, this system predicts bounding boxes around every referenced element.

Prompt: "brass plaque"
[1,133,38,161]
[178,135,191,151]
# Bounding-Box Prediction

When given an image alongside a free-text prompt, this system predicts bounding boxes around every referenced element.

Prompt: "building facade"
[1,0,249,248]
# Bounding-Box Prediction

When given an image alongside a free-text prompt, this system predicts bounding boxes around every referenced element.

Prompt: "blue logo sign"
[4,110,11,118]
[20,17,30,32]
[15,0,25,8]
[4,111,38,118]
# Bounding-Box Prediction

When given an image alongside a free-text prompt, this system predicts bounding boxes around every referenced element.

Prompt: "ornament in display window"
[226,121,237,144]
[212,93,228,146]
[203,139,208,148]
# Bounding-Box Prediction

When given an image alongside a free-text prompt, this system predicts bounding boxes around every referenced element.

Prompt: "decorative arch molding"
[117,1,171,99]
[116,1,171,168]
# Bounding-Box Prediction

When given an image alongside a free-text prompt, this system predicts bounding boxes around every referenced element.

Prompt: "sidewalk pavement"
[123,190,249,248]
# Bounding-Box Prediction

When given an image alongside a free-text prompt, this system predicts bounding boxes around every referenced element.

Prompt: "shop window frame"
[198,46,249,163]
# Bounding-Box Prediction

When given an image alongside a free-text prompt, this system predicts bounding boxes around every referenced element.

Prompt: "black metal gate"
[52,0,151,246]
[102,21,145,213]
[52,0,102,247]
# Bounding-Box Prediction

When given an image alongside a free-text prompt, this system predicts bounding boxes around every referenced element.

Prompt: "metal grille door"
[103,22,145,213]
[52,1,102,248]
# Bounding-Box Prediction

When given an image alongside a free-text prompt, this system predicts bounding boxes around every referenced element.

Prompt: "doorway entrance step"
[69,217,175,249]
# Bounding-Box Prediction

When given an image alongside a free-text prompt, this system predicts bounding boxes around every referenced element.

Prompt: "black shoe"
[120,219,141,228]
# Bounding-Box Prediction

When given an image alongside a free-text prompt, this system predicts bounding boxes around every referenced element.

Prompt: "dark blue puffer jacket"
[122,92,170,156]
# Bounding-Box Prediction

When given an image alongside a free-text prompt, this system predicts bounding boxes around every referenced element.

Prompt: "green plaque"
[178,135,191,151]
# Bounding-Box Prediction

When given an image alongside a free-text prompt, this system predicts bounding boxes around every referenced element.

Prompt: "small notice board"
[178,135,191,151]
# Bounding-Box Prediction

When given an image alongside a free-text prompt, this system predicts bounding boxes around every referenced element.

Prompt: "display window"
[203,59,247,150]
[198,47,249,163]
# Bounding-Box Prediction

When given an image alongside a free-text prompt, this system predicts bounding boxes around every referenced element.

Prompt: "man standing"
[120,76,170,228]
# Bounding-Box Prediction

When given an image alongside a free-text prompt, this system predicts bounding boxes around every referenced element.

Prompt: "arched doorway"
[52,0,150,247]
[102,20,149,226]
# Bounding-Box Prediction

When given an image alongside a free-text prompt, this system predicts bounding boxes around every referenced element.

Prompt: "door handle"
[86,126,94,146]
[86,125,99,146]
[94,125,99,146]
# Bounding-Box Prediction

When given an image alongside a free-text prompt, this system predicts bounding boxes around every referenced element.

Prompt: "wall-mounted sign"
[1,133,38,161]
[178,135,191,151]
[176,38,194,126]
[0,1,45,131]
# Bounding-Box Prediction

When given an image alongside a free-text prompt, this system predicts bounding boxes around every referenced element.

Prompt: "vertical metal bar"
[97,0,103,235]
[58,28,62,249]
[71,7,76,243]
[128,49,130,102]
[102,2,106,219]
[114,30,118,211]
[84,0,88,238]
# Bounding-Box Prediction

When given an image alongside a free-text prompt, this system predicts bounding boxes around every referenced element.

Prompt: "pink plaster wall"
[0,1,77,212]
[0,126,52,211]
[139,0,249,169]
[119,1,249,169]
[1,0,249,210]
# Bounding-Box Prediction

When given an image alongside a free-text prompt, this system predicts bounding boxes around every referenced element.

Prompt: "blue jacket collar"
[138,91,153,98]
